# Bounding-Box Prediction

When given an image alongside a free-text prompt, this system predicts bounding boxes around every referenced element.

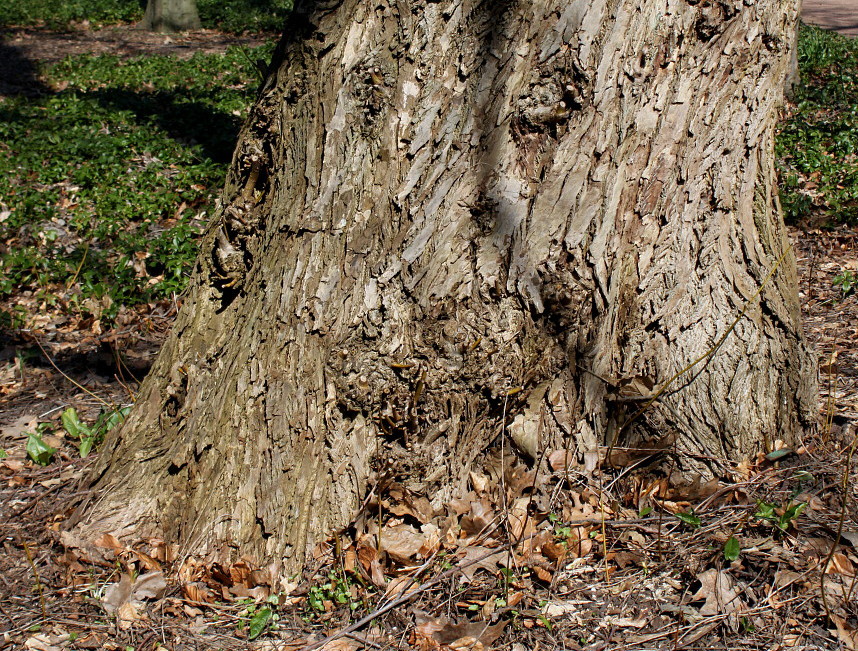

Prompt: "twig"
[5,482,65,521]
[820,423,857,623]
[22,540,46,620]
[31,337,112,409]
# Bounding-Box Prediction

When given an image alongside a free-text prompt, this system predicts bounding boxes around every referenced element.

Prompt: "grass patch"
[0,0,142,30]
[0,44,274,325]
[0,0,292,32]
[777,23,858,227]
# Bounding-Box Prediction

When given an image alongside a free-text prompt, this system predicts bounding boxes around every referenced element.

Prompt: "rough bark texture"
[72,0,816,576]
[141,0,201,33]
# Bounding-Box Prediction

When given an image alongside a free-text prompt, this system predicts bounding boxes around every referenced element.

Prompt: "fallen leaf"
[457,546,506,582]
[182,581,215,603]
[826,553,856,576]
[508,497,535,541]
[543,600,591,617]
[24,634,63,651]
[117,600,144,630]
[102,573,134,613]
[548,449,575,472]
[319,640,361,650]
[381,524,427,563]
[832,614,858,650]
[132,571,167,600]
[460,501,495,537]
[385,576,418,598]
[693,569,745,616]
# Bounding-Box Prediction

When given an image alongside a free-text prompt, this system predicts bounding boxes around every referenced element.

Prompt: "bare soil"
[803,0,858,38]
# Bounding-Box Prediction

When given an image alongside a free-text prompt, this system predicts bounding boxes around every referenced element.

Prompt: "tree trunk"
[71,0,816,575]
[141,0,200,32]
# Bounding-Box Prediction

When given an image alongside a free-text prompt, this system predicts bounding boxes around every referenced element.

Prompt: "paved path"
[803,0,858,37]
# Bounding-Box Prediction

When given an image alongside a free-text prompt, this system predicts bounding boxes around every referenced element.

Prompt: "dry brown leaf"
[102,573,133,613]
[385,575,418,598]
[418,523,441,557]
[344,547,356,572]
[457,546,506,582]
[356,541,377,572]
[59,530,115,566]
[508,497,534,541]
[469,471,489,493]
[131,548,161,571]
[548,449,575,472]
[542,541,567,562]
[461,501,495,536]
[831,614,858,650]
[182,581,215,603]
[102,571,166,617]
[131,571,167,600]
[24,634,65,651]
[381,524,427,563]
[693,569,745,616]
[116,600,145,630]
[532,565,552,582]
[319,641,361,651]
[230,559,254,586]
[418,616,507,647]
[826,552,856,576]
[369,558,386,588]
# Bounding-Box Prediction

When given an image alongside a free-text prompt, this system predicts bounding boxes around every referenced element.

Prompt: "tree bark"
[72,0,816,576]
[141,0,201,32]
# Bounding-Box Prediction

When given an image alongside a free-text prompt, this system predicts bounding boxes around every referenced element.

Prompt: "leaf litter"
[0,229,856,650]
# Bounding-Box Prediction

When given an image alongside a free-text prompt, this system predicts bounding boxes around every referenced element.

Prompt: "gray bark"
[141,0,201,32]
[71,0,816,577]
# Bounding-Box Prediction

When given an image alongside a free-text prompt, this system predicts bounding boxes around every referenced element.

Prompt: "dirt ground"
[803,0,858,38]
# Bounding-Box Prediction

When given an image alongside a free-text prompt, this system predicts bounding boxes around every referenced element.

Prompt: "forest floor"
[2,18,858,651]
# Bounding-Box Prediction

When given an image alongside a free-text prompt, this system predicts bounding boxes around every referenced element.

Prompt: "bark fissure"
[71,0,815,574]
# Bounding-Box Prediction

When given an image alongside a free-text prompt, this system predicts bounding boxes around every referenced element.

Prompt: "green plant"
[754,500,806,532]
[26,423,56,465]
[776,23,858,227]
[723,536,741,562]
[305,571,361,616]
[236,596,279,640]
[675,510,701,529]
[833,270,857,298]
[61,405,130,457]
[0,44,275,326]
[0,0,292,32]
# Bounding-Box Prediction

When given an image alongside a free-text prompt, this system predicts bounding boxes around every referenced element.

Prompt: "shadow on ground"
[90,87,242,164]
[0,35,50,96]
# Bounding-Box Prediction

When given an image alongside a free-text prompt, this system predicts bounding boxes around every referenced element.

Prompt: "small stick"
[22,540,47,619]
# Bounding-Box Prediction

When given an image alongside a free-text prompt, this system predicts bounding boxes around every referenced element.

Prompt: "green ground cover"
[777,23,858,226]
[0,44,274,326]
[0,0,292,33]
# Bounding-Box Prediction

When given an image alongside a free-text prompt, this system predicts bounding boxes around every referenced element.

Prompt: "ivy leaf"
[102,406,131,432]
[79,436,95,458]
[26,432,55,466]
[723,536,741,561]
[247,607,272,641]
[61,407,90,440]
[676,511,701,528]
[0,449,7,459]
